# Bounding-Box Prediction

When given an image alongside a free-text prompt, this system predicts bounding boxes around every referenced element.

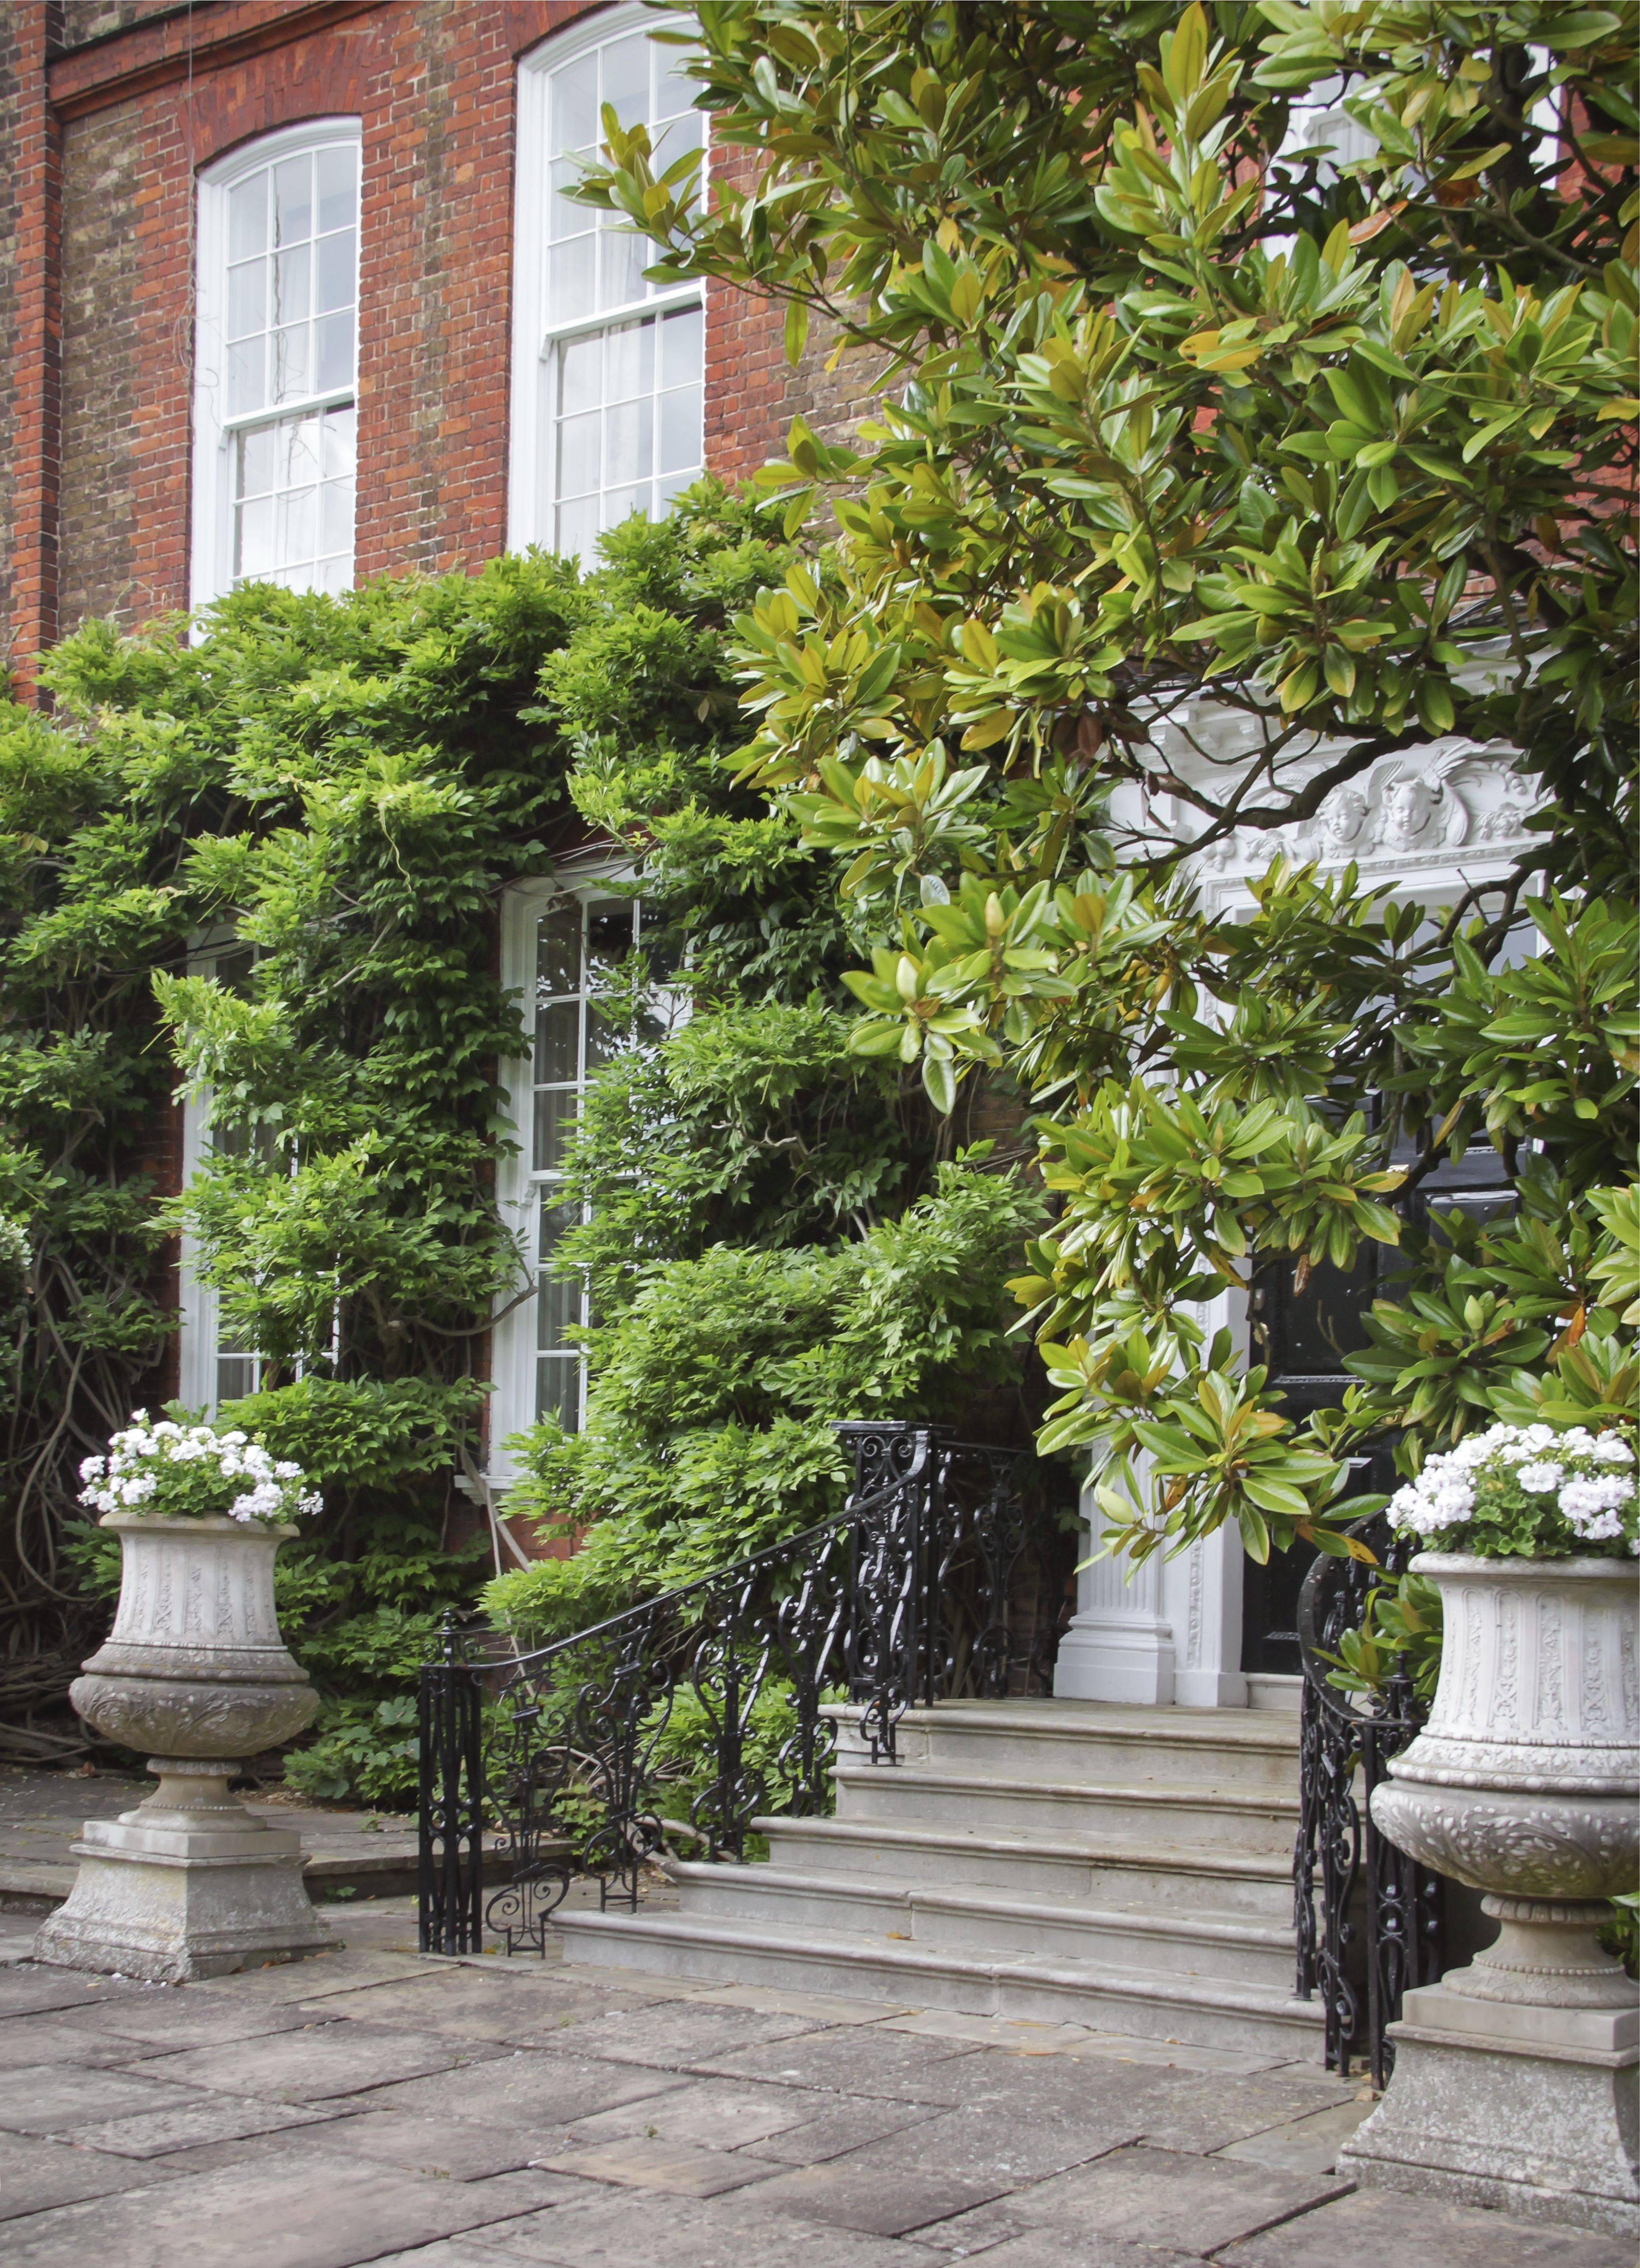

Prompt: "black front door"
[1242,1138,1511,1675]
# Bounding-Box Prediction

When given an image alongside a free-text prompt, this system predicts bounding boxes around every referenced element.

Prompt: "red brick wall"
[1,0,865,663]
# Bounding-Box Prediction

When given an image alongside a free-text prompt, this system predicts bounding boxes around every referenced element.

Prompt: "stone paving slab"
[137,2019,507,2103]
[434,2185,955,2267]
[1217,2183,1636,2267]
[0,2062,216,2137]
[0,1893,1630,2268]
[0,2131,198,2223]
[0,2146,570,2268]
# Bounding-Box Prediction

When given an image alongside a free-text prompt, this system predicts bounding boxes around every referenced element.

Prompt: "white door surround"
[1053,718,1542,1708]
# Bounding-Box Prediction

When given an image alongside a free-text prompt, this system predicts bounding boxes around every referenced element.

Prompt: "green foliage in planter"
[580,0,1637,1570]
[1321,1569,1444,1709]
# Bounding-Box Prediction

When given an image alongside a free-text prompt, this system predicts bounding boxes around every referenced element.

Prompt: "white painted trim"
[508,5,704,556]
[190,117,361,616]
[1058,718,1547,1705]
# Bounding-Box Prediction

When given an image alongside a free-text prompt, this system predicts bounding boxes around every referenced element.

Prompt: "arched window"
[510,7,704,562]
[191,120,361,609]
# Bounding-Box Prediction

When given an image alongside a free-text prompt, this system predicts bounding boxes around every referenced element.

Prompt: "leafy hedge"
[2,487,1051,1794]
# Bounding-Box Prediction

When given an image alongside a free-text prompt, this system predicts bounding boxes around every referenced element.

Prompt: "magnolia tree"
[586,0,1639,1566]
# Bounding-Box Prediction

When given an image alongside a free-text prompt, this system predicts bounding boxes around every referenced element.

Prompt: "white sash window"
[510,8,704,562]
[192,121,361,608]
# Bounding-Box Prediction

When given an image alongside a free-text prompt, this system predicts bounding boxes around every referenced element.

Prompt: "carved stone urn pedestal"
[1339,1552,1638,2238]
[34,1513,334,1983]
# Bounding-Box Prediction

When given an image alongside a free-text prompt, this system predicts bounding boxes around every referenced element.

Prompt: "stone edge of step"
[755,1816,1296,1883]
[668,1860,1296,1949]
[553,1908,1325,2028]
[830,1764,1303,1817]
[829,1701,1302,1750]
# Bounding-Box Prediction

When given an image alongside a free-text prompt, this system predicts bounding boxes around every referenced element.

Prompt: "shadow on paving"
[0,1900,1629,2268]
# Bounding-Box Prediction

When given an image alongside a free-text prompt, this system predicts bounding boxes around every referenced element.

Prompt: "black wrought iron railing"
[418,1420,1063,1957]
[1292,1514,1442,2084]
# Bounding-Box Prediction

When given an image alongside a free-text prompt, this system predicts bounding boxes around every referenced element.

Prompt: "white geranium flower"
[1516,1461,1563,1493]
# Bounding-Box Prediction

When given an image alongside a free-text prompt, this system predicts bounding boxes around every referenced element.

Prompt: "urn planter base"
[1339,1977,1639,2240]
[33,1761,333,1984]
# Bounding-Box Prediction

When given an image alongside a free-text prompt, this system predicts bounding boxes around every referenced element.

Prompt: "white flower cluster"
[1388,1422,1637,1553]
[79,1414,320,1526]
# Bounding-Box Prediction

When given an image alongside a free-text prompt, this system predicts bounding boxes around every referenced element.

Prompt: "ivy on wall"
[1,489,1052,1794]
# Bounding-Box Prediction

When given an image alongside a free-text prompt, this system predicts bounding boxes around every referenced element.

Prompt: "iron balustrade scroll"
[418,1420,1062,1957]
[1292,1514,1443,2084]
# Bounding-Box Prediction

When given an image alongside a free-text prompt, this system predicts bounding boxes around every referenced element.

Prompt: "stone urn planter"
[1340,1551,1638,2237]
[34,1513,334,1982]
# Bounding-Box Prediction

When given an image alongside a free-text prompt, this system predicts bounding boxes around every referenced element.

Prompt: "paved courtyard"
[0,1885,1629,2268]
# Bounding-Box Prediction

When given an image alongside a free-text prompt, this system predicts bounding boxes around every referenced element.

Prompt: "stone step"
[553,1907,1328,2060]
[842,1700,1301,1794]
[761,1815,1296,1920]
[669,1861,1299,1991]
[832,1763,1301,1857]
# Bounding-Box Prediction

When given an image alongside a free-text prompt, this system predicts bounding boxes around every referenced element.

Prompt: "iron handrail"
[1292,1513,1442,2084]
[418,1419,1063,1957]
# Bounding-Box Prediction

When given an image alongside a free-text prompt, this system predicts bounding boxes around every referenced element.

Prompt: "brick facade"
[3,0,859,665]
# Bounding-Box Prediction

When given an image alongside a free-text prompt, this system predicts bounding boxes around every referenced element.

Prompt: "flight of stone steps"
[555,1698,1328,2060]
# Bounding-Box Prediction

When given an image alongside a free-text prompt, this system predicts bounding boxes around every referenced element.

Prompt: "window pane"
[605,317,654,403]
[218,1352,260,1405]
[548,234,596,325]
[560,331,601,418]
[585,1000,624,1071]
[537,1354,581,1432]
[558,410,601,501]
[316,228,355,313]
[537,902,581,996]
[603,481,647,529]
[273,321,310,402]
[320,475,354,554]
[273,242,311,325]
[227,337,266,415]
[274,155,313,245]
[533,1087,578,1172]
[601,33,649,131]
[656,469,695,515]
[603,396,652,488]
[661,302,702,389]
[556,494,600,562]
[585,899,635,977]
[227,257,266,340]
[659,382,702,477]
[228,171,268,262]
[277,484,317,564]
[599,226,647,311]
[235,494,276,579]
[551,52,599,153]
[550,153,590,236]
[535,997,579,1084]
[315,311,354,393]
[323,405,356,479]
[237,423,277,498]
[538,1200,581,1351]
[659,49,698,121]
[316,142,357,232]
[283,415,322,486]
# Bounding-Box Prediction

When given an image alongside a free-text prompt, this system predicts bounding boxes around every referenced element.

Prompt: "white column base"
[1053,1611,1175,1704]
[1339,1980,1640,2241]
[33,1764,334,1984]
[1053,1489,1247,1708]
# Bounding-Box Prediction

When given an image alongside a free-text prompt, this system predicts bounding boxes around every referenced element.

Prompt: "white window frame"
[190,117,362,612]
[508,5,705,559]
[177,939,270,1415]
[490,867,681,1483]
